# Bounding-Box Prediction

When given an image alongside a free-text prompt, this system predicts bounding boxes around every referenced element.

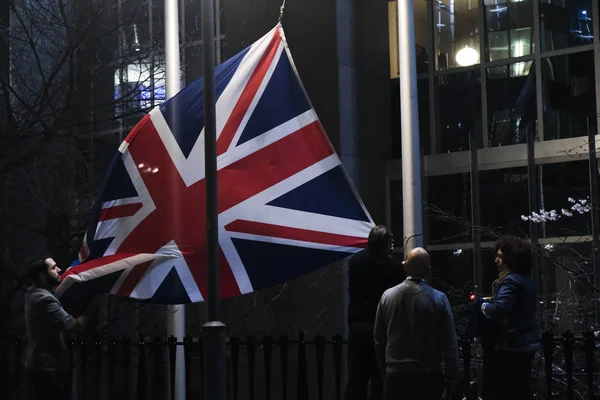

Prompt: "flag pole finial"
[279,0,286,23]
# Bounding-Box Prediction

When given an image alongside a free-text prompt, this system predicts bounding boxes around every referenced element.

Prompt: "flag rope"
[279,0,286,22]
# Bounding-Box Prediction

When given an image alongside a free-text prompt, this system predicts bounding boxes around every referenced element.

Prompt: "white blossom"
[522,197,590,223]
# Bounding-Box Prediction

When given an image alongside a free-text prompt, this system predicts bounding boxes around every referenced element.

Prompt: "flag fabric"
[56,25,374,313]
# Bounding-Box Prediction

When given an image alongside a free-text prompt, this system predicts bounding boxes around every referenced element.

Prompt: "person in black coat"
[346,226,405,400]
[478,235,540,400]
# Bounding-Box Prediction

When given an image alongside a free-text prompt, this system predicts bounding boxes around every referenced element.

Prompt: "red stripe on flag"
[225,220,368,248]
[218,121,335,212]
[98,203,143,221]
[219,248,239,298]
[216,30,282,156]
[115,260,154,296]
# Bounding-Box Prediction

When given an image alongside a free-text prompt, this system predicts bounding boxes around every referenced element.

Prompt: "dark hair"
[368,225,394,254]
[25,254,52,282]
[494,235,533,274]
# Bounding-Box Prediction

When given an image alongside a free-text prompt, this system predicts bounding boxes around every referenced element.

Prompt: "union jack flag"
[56,25,374,313]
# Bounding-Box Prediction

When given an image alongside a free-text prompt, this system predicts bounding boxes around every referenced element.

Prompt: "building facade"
[387,0,600,329]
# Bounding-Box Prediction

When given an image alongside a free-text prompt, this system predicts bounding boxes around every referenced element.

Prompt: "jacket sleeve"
[481,276,518,321]
[41,296,85,332]
[373,295,388,375]
[438,294,459,383]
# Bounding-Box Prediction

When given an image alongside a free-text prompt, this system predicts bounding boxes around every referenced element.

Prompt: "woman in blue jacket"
[480,235,540,400]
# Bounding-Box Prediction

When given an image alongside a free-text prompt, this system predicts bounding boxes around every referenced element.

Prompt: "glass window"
[485,0,534,62]
[184,0,202,44]
[480,167,530,240]
[537,161,591,238]
[542,51,596,140]
[435,0,480,70]
[114,56,166,124]
[414,0,430,74]
[435,70,481,153]
[539,0,594,52]
[426,174,473,244]
[185,45,204,83]
[487,61,537,146]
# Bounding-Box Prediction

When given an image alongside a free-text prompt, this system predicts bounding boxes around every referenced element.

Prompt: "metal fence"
[1,331,598,400]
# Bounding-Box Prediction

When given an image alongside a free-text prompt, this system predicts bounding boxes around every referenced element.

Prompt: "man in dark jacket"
[346,225,405,400]
[24,255,101,400]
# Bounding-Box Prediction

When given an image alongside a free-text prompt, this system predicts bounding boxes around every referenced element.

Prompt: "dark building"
[387,0,600,332]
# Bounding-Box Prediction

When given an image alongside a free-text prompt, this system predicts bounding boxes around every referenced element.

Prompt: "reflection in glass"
[480,167,530,240]
[539,0,594,52]
[426,174,472,244]
[485,0,534,62]
[435,70,481,152]
[487,61,537,146]
[435,0,480,70]
[542,51,596,140]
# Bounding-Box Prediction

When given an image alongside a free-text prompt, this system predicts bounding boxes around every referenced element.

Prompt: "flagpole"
[201,0,228,398]
[164,0,186,399]
[397,0,424,252]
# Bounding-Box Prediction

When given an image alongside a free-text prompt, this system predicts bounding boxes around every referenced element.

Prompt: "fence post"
[80,338,87,400]
[169,336,177,400]
[563,331,574,400]
[542,331,553,400]
[198,336,204,400]
[67,339,74,400]
[583,330,595,400]
[332,335,343,400]
[315,335,325,400]
[461,337,472,400]
[230,336,239,400]
[297,332,308,400]
[0,338,6,400]
[138,335,147,400]
[263,335,272,400]
[95,337,103,399]
[122,337,130,399]
[247,336,256,400]
[152,337,162,400]
[280,335,289,400]
[183,337,192,400]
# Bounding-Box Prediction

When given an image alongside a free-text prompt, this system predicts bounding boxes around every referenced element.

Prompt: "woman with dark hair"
[480,235,540,400]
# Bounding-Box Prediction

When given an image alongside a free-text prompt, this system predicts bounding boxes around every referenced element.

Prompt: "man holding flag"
[24,255,102,400]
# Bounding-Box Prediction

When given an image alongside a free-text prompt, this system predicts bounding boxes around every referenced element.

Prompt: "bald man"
[374,247,459,400]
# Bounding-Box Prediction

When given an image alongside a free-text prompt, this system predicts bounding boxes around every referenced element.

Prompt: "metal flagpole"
[397,0,424,252]
[164,0,186,399]
[201,0,227,398]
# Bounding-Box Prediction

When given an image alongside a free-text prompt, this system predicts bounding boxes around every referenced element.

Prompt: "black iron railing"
[1,331,598,400]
